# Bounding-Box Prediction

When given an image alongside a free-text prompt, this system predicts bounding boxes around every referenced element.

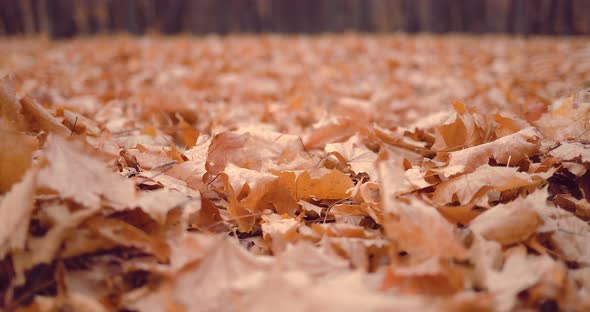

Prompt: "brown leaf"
[485,247,559,311]
[469,195,543,245]
[325,135,378,180]
[261,213,299,252]
[431,102,495,151]
[381,258,466,295]
[275,242,349,277]
[0,75,26,129]
[135,188,200,225]
[432,165,535,206]
[171,238,272,311]
[441,127,542,172]
[274,168,353,201]
[380,162,466,263]
[304,116,360,149]
[85,217,170,262]
[0,168,37,258]
[20,95,70,136]
[0,118,37,192]
[549,142,590,163]
[38,135,137,209]
[12,203,97,284]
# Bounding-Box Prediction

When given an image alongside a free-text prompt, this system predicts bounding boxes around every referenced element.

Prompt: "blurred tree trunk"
[0,0,588,37]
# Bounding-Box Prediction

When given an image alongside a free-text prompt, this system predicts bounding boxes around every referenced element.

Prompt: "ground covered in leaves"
[1,35,590,311]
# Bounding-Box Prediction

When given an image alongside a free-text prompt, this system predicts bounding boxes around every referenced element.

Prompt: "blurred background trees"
[1,0,589,38]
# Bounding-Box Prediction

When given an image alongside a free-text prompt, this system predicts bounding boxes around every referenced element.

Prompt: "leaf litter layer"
[1,34,590,311]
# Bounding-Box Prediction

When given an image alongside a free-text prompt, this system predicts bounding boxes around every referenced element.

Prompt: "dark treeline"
[1,0,589,38]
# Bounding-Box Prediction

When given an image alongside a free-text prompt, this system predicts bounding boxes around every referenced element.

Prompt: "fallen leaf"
[0,168,37,258]
[441,127,542,171]
[20,95,71,136]
[85,216,170,262]
[485,247,558,311]
[38,135,137,209]
[469,195,543,245]
[380,162,466,264]
[549,142,590,163]
[325,135,378,179]
[12,203,97,284]
[0,118,37,192]
[432,165,535,206]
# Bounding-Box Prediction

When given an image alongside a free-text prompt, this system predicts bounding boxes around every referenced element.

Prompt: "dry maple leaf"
[0,168,37,258]
[171,238,273,311]
[325,135,379,179]
[12,203,98,284]
[261,213,299,252]
[381,257,466,295]
[553,193,590,219]
[493,112,532,137]
[549,141,590,163]
[373,125,427,151]
[535,96,590,142]
[221,163,279,232]
[63,109,101,136]
[0,75,69,136]
[440,126,542,172]
[431,102,496,151]
[0,75,28,130]
[274,168,354,201]
[468,235,503,291]
[485,247,559,311]
[20,95,71,136]
[0,118,37,192]
[530,187,590,265]
[275,242,349,277]
[379,161,466,264]
[135,188,200,225]
[375,159,415,196]
[551,220,590,265]
[206,129,307,178]
[37,135,137,209]
[469,194,543,245]
[165,135,212,189]
[304,116,361,149]
[85,216,170,262]
[431,164,536,206]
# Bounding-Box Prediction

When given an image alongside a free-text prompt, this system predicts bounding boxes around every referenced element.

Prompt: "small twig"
[574,127,590,142]
[70,116,78,136]
[201,211,269,231]
[557,228,590,238]
[297,136,313,158]
[206,172,223,187]
[151,160,177,171]
[315,154,330,168]
[141,161,177,180]
[323,197,352,224]
[5,278,56,311]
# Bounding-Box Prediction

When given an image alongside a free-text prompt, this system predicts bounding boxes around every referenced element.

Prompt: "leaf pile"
[1,35,590,311]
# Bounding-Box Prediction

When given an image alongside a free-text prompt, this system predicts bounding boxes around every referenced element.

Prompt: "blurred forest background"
[1,0,590,38]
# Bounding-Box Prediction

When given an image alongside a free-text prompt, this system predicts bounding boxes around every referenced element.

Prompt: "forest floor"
[1,35,590,311]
